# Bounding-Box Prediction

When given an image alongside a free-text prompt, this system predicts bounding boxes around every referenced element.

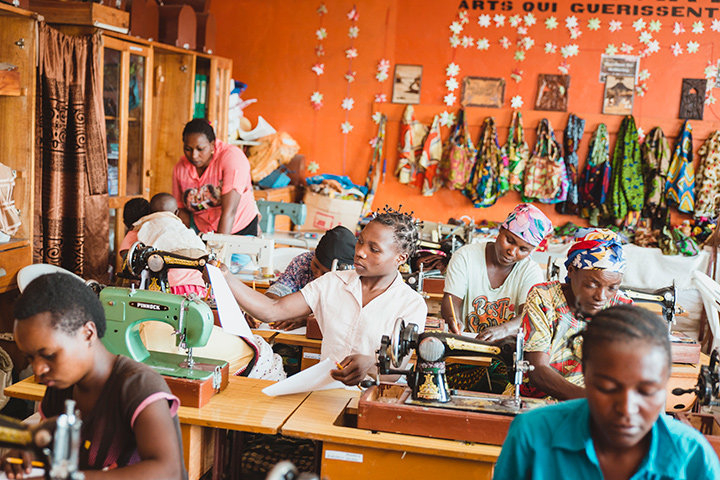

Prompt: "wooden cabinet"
[149,45,232,196]
[0,3,37,293]
[102,35,153,262]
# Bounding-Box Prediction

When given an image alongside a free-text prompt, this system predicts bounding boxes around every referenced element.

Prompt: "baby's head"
[150,193,179,214]
[123,198,151,230]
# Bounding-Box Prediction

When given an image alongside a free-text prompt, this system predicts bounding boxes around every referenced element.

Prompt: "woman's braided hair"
[568,304,671,370]
[370,205,419,258]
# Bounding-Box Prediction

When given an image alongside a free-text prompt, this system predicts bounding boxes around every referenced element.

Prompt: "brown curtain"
[34,23,109,280]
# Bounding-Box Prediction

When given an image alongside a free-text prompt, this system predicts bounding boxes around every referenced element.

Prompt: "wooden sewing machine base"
[163,363,229,408]
[357,384,549,446]
[675,412,720,459]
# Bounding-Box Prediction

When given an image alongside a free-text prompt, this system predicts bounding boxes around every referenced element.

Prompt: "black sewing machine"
[622,282,678,325]
[355,319,550,445]
[0,399,82,480]
[120,242,212,292]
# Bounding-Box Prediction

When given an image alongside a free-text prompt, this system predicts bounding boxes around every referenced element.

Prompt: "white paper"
[206,264,256,346]
[262,358,345,396]
[255,323,307,335]
[0,468,44,479]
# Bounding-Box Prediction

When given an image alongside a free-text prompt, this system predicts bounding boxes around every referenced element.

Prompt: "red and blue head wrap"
[564,229,626,279]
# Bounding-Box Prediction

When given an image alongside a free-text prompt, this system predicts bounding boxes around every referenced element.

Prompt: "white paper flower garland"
[310,3,327,110]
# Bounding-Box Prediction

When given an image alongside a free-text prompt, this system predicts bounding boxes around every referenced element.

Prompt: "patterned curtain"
[34,23,108,279]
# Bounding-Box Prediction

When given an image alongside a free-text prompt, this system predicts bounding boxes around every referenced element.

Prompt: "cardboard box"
[296,191,362,232]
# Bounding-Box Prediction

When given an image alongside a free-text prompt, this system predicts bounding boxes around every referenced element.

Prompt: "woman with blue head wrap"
[520,229,632,400]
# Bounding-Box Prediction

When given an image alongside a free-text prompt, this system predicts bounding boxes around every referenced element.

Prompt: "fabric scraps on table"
[666,120,695,214]
[465,117,509,207]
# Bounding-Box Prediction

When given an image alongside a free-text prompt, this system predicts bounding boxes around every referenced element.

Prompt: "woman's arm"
[525,351,585,400]
[83,400,183,480]
[224,269,312,323]
[217,189,242,234]
[441,293,464,334]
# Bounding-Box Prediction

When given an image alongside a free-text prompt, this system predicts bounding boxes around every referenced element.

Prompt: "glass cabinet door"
[102,37,153,273]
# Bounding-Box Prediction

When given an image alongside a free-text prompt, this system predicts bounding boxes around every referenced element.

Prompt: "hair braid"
[371,205,419,258]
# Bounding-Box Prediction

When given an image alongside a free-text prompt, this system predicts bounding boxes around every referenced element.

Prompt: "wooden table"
[280,388,501,479]
[5,376,309,480]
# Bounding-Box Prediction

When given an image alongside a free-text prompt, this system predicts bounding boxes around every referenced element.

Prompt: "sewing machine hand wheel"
[389,318,419,368]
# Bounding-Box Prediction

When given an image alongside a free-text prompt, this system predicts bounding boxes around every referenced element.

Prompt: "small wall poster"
[461,77,505,108]
[391,64,423,104]
[679,78,707,120]
[535,74,570,112]
[599,55,639,83]
[602,75,635,115]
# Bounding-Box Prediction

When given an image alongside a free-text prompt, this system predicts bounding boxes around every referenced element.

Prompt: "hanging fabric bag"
[666,120,695,214]
[694,130,720,219]
[556,114,585,215]
[465,117,509,207]
[418,114,443,196]
[579,124,611,226]
[441,109,476,190]
[395,105,428,185]
[641,127,671,228]
[504,111,529,192]
[609,115,644,221]
[522,119,568,203]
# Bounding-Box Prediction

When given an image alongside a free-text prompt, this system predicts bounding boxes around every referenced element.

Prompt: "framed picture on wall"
[602,75,635,115]
[391,64,423,104]
[535,74,570,111]
[679,78,706,120]
[461,77,505,108]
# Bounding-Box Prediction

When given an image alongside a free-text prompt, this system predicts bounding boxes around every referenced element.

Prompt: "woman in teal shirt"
[494,305,720,480]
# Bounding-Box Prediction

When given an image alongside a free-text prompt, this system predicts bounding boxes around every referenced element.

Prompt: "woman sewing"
[522,229,632,400]
[172,119,259,235]
[494,305,720,479]
[219,207,427,385]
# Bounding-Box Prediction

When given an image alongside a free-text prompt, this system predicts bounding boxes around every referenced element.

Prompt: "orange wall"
[210,0,720,227]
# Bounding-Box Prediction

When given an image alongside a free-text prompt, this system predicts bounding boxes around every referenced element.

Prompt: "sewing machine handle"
[672,387,698,396]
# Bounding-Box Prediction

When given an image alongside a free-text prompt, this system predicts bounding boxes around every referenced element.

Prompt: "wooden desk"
[5,376,309,480]
[280,388,501,479]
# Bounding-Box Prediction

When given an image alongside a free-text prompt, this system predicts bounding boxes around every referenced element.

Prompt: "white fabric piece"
[691,271,720,353]
[135,212,207,255]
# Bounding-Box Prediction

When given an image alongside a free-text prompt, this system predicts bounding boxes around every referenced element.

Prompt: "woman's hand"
[269,317,308,331]
[476,324,511,343]
[330,354,376,385]
[1,449,35,479]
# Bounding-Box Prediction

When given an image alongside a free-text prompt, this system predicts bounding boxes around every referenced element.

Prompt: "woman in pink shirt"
[173,119,259,235]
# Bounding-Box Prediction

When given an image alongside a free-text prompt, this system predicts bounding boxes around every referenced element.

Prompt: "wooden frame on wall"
[461,76,505,108]
[391,64,422,104]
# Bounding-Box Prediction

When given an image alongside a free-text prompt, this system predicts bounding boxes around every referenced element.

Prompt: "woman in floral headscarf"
[522,229,632,400]
[442,203,553,342]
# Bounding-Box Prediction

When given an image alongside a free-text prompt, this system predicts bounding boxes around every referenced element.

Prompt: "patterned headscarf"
[500,203,553,247]
[564,229,626,278]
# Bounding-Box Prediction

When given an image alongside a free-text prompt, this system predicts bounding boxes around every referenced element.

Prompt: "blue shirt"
[493,399,720,480]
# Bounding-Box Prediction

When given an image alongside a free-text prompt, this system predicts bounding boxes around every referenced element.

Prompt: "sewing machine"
[99,286,228,406]
[622,282,678,325]
[0,399,82,479]
[672,349,720,455]
[202,232,275,278]
[356,319,550,445]
[256,200,307,234]
[121,241,211,292]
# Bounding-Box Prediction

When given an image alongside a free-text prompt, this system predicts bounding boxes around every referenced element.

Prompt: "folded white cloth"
[135,212,207,255]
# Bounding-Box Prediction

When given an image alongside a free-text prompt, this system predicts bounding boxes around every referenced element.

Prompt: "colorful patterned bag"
[504,111,529,192]
[523,119,568,204]
[641,127,671,228]
[556,114,585,215]
[666,120,695,214]
[579,124,611,226]
[396,105,428,185]
[609,115,644,221]
[465,117,509,207]
[441,109,476,190]
[694,130,720,219]
[418,115,443,196]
